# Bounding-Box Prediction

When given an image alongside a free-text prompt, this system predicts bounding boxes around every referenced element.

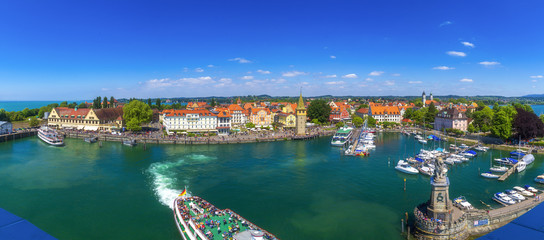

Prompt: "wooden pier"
[498,163,518,181]
[0,130,37,143]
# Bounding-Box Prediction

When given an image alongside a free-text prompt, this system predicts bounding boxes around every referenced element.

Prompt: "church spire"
[297,89,305,110]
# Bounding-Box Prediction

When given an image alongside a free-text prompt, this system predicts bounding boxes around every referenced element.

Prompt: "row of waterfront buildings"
[42,91,475,134]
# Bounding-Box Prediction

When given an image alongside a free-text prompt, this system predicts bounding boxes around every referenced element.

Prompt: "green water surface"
[0,133,542,239]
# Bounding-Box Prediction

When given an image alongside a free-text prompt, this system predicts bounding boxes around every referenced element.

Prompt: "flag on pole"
[178,188,187,197]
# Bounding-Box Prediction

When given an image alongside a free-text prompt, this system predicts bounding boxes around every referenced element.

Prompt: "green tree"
[467,123,478,133]
[21,108,32,118]
[311,118,321,125]
[540,114,544,124]
[147,98,152,107]
[0,109,8,121]
[471,106,494,132]
[490,110,512,140]
[366,116,377,127]
[245,122,255,129]
[156,99,162,110]
[110,96,115,107]
[123,100,153,131]
[68,102,77,108]
[103,96,108,108]
[29,117,40,127]
[211,98,216,107]
[403,108,414,120]
[59,101,68,107]
[77,103,87,109]
[425,102,438,123]
[352,116,363,127]
[335,121,345,128]
[307,99,331,124]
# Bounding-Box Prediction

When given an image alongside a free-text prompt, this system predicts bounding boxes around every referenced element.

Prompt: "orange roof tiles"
[370,106,400,115]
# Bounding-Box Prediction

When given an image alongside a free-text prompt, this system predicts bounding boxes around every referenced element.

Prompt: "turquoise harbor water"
[0,134,543,239]
[0,101,86,112]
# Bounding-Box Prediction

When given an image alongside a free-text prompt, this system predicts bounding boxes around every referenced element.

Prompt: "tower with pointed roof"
[296,91,307,135]
[422,91,427,107]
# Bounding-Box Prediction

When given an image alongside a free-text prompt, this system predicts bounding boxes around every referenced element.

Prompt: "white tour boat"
[395,160,419,174]
[37,126,64,146]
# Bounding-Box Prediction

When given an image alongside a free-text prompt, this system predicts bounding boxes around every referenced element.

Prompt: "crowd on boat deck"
[176,196,277,240]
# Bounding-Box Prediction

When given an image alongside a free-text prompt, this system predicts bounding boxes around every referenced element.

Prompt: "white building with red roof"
[162,109,218,133]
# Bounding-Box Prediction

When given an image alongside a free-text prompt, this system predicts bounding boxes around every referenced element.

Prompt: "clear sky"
[1,0,543,100]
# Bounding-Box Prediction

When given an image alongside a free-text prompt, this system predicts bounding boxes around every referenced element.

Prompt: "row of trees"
[92,96,115,109]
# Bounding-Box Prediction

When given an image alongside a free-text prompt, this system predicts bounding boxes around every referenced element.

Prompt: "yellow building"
[276,113,296,128]
[48,107,124,132]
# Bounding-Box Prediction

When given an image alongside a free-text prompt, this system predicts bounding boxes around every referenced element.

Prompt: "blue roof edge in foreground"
[0,208,56,240]
[478,202,544,240]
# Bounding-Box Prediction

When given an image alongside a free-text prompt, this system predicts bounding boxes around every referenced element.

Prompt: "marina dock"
[498,163,518,181]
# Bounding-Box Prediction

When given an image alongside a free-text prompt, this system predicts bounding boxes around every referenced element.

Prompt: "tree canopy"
[307,99,331,124]
[352,116,363,127]
[513,107,544,140]
[123,100,152,131]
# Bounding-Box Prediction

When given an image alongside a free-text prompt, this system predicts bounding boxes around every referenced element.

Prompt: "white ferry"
[331,127,353,147]
[37,126,64,146]
[173,195,277,240]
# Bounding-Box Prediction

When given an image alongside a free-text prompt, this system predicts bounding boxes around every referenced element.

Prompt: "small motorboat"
[524,185,538,193]
[481,172,500,179]
[493,192,516,205]
[489,166,508,173]
[505,190,526,202]
[474,146,488,152]
[459,144,468,149]
[395,160,419,174]
[123,139,137,147]
[513,186,534,197]
[418,165,433,176]
[444,158,455,165]
[535,175,544,184]
[84,136,98,143]
[418,139,427,144]
[453,196,474,210]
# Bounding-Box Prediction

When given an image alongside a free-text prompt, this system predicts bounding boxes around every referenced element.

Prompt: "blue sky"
[1,0,543,100]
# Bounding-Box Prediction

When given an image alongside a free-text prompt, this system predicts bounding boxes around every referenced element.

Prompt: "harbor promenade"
[59,127,336,145]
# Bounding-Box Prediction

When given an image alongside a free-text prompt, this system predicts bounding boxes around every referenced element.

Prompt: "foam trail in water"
[147,154,216,209]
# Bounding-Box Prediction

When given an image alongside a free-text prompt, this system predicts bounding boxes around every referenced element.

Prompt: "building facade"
[0,121,13,134]
[369,106,402,123]
[228,104,246,127]
[434,108,468,132]
[162,109,217,133]
[48,107,124,132]
[215,109,231,135]
[249,108,271,127]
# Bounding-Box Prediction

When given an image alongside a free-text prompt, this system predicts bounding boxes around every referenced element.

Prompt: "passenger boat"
[489,166,508,173]
[173,195,277,240]
[330,127,353,146]
[395,160,419,174]
[535,175,544,184]
[84,136,98,143]
[505,190,525,202]
[123,139,137,146]
[37,126,64,146]
[481,172,500,179]
[524,185,538,193]
[453,196,474,210]
[493,192,516,205]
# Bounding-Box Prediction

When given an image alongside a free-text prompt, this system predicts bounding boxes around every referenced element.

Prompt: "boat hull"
[38,131,64,146]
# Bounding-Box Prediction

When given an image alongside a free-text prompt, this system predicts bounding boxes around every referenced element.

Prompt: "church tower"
[430,92,433,101]
[296,91,307,135]
[422,91,427,107]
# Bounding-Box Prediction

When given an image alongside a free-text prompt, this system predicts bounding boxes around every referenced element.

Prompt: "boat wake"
[147,154,216,209]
